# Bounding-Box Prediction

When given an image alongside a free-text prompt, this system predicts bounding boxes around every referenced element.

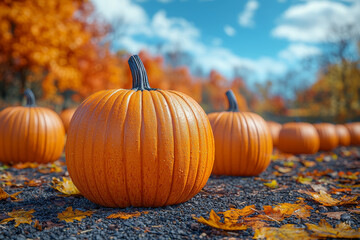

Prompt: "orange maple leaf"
[220,205,255,220]
[107,211,149,219]
[299,190,359,206]
[273,198,313,219]
[51,177,81,196]
[0,209,35,227]
[0,187,22,201]
[253,224,310,240]
[306,219,360,238]
[246,206,285,222]
[193,210,247,231]
[57,207,93,223]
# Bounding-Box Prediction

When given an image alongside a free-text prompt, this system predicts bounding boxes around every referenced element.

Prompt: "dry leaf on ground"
[38,163,63,174]
[107,211,149,219]
[253,224,310,240]
[0,209,35,227]
[220,205,255,220]
[57,207,93,223]
[12,163,39,169]
[306,219,360,238]
[298,189,359,206]
[51,177,81,196]
[264,180,279,189]
[274,198,313,219]
[245,205,285,222]
[193,210,247,231]
[0,187,22,201]
[321,212,347,220]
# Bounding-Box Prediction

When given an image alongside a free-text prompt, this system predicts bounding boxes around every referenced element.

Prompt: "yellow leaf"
[0,209,35,227]
[0,187,10,200]
[306,219,360,238]
[264,180,279,189]
[299,190,359,206]
[295,176,313,184]
[107,211,148,219]
[51,177,80,196]
[193,210,247,231]
[220,205,255,220]
[57,207,93,223]
[244,220,268,230]
[274,199,313,219]
[253,224,310,240]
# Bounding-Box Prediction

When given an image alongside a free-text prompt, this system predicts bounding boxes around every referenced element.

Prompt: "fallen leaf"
[274,198,313,219]
[306,219,360,238]
[38,163,63,174]
[193,210,247,231]
[25,180,42,187]
[264,180,279,189]
[51,177,81,196]
[12,163,39,169]
[298,190,359,206]
[253,224,310,240]
[295,176,313,185]
[245,206,285,222]
[243,220,268,230]
[107,211,149,219]
[348,209,360,214]
[274,166,292,173]
[57,207,93,223]
[330,188,352,194]
[220,205,255,220]
[321,212,347,220]
[0,187,22,201]
[0,209,35,227]
[34,220,42,231]
[310,184,327,192]
[301,160,316,168]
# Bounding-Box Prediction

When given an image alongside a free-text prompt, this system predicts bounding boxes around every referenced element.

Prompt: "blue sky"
[91,0,360,82]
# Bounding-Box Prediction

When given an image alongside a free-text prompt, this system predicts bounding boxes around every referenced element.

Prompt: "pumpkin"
[266,121,282,147]
[65,55,214,208]
[335,124,350,146]
[345,122,360,145]
[313,123,338,151]
[0,89,65,164]
[59,108,76,133]
[208,90,273,176]
[278,122,319,154]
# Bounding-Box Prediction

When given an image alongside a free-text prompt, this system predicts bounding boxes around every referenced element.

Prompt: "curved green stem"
[24,89,36,107]
[128,55,155,91]
[226,90,239,112]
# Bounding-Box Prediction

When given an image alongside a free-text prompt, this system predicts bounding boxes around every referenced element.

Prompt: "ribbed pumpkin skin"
[208,111,273,176]
[278,122,319,154]
[335,124,350,146]
[345,122,360,145]
[267,121,282,147]
[65,89,214,208]
[313,123,338,151]
[59,108,76,133]
[0,106,65,164]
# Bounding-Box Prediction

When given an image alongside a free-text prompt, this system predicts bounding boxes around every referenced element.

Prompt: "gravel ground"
[1,146,360,240]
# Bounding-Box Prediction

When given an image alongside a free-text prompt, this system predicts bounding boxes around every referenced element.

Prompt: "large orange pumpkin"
[345,122,360,145]
[208,90,273,176]
[266,121,282,147]
[335,124,350,146]
[65,55,214,208]
[313,123,338,151]
[59,108,76,133]
[0,89,65,164]
[278,122,319,154]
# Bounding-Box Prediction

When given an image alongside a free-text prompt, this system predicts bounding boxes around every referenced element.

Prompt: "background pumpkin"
[313,123,339,151]
[59,108,76,133]
[278,122,320,154]
[266,121,282,148]
[208,90,273,176]
[335,124,350,146]
[0,89,65,164]
[345,122,360,145]
[65,55,214,208]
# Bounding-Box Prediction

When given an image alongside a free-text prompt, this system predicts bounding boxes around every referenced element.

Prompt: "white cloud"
[157,0,173,3]
[238,0,259,28]
[272,0,360,43]
[279,43,321,61]
[212,38,222,46]
[224,25,236,37]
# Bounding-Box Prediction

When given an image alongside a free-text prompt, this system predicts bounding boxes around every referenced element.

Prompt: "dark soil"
[1,146,360,240]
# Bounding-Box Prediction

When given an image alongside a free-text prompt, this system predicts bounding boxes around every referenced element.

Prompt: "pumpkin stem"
[226,90,239,112]
[129,55,154,91]
[24,89,36,107]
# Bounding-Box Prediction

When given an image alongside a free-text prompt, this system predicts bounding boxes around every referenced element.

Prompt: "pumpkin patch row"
[0,55,360,208]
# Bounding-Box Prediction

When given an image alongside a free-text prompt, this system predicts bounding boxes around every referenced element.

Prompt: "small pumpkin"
[335,124,350,146]
[266,121,282,148]
[345,122,360,145]
[0,89,65,164]
[278,122,319,154]
[59,108,76,133]
[208,90,273,176]
[65,55,214,208]
[313,123,338,151]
